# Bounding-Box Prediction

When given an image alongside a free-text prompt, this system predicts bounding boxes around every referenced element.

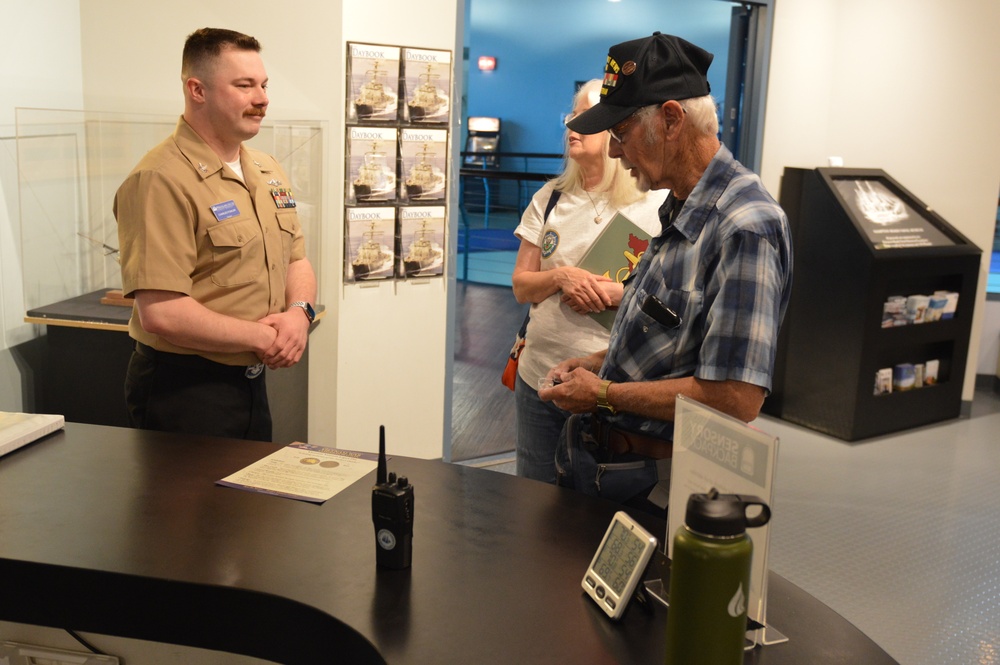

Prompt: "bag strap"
[543,188,562,222]
[517,188,562,335]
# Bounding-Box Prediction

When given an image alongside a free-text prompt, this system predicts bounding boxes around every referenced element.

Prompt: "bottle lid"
[685,488,771,537]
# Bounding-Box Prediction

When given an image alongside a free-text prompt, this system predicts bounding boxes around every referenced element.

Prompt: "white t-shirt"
[514,182,667,388]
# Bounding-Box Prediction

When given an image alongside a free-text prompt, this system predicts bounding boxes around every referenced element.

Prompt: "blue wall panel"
[464,0,735,154]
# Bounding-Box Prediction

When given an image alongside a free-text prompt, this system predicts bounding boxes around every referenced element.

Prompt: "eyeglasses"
[608,111,640,144]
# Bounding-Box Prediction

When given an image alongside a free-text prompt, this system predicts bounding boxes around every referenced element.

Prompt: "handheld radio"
[371,425,414,569]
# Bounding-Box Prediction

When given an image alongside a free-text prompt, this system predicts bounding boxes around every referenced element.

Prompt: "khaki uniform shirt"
[115,117,306,366]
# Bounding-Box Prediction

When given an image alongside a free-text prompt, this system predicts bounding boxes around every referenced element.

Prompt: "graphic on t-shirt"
[541,230,559,258]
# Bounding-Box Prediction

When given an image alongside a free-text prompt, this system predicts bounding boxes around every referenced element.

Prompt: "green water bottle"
[663,488,771,665]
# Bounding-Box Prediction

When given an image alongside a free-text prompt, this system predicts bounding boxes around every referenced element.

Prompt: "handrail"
[460,151,564,159]
[458,169,553,181]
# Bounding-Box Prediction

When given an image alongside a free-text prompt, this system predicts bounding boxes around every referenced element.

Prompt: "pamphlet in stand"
[646,395,787,649]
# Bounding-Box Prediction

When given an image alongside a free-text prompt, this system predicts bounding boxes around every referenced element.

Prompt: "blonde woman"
[510,79,667,482]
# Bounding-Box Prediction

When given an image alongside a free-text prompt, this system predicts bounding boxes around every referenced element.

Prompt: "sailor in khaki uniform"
[115,28,316,441]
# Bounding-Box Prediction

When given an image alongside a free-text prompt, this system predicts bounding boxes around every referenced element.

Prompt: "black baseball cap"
[566,32,714,135]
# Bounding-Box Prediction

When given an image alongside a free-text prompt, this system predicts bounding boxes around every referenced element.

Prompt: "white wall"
[761,0,1000,398]
[0,0,85,411]
[334,9,459,459]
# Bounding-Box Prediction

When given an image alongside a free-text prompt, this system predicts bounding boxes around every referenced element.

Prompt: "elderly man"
[539,32,792,515]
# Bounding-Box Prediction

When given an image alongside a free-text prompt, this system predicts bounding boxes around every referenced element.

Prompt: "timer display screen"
[592,520,648,595]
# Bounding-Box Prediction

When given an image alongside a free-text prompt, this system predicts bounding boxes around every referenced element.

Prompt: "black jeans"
[125,344,272,442]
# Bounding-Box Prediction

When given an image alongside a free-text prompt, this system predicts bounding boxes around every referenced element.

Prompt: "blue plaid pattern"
[600,145,793,439]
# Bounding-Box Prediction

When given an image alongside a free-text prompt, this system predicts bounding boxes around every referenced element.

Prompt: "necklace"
[584,190,610,224]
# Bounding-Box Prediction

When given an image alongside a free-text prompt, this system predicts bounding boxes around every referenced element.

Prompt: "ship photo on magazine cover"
[347,42,401,124]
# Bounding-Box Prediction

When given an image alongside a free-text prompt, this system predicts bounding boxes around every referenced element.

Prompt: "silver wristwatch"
[288,301,315,323]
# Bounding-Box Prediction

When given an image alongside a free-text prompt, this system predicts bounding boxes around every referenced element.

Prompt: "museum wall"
[334,5,460,458]
[760,0,1000,400]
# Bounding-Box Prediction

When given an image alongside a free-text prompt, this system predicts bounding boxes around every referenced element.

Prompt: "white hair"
[636,94,719,142]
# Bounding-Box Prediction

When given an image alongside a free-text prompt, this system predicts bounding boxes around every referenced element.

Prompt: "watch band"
[288,301,315,323]
[597,380,616,415]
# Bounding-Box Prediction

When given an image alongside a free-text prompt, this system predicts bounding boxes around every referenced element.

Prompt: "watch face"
[291,302,315,321]
[597,381,614,413]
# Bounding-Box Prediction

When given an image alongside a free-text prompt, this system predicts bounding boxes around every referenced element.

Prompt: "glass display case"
[15,107,325,314]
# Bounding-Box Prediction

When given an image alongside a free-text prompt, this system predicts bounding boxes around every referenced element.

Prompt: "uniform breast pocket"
[275,210,300,267]
[207,218,263,287]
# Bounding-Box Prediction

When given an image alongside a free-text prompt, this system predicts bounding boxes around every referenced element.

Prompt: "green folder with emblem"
[577,211,653,330]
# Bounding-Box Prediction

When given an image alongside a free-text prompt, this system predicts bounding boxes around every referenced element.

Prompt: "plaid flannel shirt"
[599,145,793,440]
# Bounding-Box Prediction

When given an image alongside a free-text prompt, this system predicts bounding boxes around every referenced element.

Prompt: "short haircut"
[182,28,261,79]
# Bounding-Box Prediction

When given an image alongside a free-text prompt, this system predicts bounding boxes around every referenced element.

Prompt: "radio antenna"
[377,425,387,484]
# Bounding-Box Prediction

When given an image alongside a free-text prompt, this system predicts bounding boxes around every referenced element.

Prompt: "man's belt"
[593,418,673,460]
[135,342,265,380]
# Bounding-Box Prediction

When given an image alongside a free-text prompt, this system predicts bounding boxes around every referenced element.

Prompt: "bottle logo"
[727,583,747,618]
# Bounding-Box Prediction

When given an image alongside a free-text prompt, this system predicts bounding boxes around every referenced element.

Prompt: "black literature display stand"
[764,167,981,441]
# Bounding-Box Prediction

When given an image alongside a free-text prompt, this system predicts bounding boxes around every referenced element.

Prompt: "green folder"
[576,211,653,330]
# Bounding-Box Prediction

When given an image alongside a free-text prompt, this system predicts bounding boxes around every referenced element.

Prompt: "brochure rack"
[764,167,980,441]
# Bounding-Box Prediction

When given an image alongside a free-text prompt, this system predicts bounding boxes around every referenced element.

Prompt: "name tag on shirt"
[211,200,240,222]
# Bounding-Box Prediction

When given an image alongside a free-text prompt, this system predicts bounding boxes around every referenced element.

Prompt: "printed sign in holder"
[644,395,788,650]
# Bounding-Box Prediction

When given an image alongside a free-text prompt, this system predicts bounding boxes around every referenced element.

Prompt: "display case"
[15,107,325,312]
[764,167,981,441]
